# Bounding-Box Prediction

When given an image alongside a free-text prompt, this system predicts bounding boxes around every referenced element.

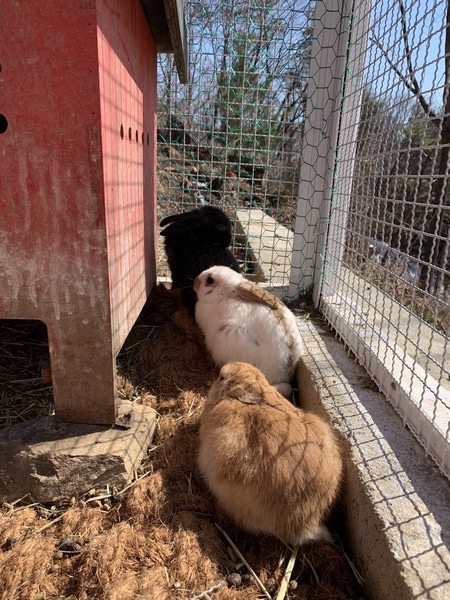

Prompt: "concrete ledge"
[235,208,293,288]
[296,317,450,600]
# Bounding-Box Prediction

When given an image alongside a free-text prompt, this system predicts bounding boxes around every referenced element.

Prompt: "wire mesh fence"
[156,0,314,288]
[314,0,450,478]
[156,0,449,478]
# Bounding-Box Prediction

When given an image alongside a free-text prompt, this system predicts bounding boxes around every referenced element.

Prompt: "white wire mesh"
[157,0,314,291]
[316,0,450,478]
[156,0,450,479]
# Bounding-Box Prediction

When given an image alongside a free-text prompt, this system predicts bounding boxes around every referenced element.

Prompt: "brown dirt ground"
[0,287,364,600]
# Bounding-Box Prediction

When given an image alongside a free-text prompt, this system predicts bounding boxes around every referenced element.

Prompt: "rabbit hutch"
[0,0,187,424]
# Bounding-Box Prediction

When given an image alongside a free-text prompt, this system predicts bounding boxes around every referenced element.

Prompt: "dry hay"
[0,320,52,427]
[0,287,364,600]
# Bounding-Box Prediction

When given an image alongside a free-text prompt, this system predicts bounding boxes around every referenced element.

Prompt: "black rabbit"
[160,205,240,310]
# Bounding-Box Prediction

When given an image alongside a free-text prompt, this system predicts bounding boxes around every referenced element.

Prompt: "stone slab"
[0,400,157,503]
[235,208,293,289]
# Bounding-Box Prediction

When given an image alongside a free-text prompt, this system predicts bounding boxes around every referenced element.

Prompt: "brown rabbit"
[198,362,343,546]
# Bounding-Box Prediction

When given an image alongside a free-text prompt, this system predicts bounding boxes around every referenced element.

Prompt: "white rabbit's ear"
[233,279,281,310]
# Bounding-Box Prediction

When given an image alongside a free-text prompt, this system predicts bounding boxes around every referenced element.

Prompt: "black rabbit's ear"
[160,213,184,227]
[160,208,205,235]
[160,221,190,236]
[160,209,199,229]
[160,215,176,227]
[160,216,201,237]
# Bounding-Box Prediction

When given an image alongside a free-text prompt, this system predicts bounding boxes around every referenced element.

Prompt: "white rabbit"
[193,266,304,396]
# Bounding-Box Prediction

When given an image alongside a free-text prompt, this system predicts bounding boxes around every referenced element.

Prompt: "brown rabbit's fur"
[198,362,343,546]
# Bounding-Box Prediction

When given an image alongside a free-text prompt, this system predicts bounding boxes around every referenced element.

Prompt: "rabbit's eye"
[206,276,214,285]
[217,224,226,232]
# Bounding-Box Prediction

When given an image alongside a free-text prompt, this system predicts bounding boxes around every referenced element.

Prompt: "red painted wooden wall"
[0,0,157,424]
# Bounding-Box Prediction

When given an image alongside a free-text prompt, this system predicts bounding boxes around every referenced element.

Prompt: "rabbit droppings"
[160,205,240,310]
[198,362,343,546]
[194,265,303,396]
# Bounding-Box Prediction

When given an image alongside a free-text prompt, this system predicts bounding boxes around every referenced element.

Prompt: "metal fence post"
[318,0,372,304]
[288,0,353,300]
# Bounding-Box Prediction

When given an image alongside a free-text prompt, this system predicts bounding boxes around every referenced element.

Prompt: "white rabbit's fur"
[194,266,303,394]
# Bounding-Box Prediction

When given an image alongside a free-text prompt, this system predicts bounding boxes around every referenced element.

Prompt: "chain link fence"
[157,0,449,479]
[311,0,450,479]
[156,0,313,285]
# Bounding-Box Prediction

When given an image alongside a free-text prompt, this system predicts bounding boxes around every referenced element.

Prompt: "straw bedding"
[0,287,363,599]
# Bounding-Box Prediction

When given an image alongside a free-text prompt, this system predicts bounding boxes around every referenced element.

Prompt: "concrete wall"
[296,316,450,600]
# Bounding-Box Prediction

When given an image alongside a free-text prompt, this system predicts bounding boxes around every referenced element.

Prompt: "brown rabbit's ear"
[225,381,265,405]
[232,279,281,310]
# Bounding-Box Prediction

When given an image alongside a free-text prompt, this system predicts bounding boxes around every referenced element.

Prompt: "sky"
[367,0,446,110]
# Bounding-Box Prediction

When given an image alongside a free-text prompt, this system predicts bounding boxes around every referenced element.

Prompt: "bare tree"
[372,0,450,290]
